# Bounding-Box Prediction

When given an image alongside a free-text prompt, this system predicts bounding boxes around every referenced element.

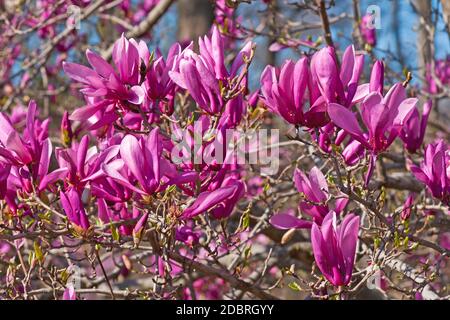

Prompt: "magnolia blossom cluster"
[20,27,252,234]
[1,26,258,299]
[261,45,448,287]
[0,0,163,104]
[0,3,449,300]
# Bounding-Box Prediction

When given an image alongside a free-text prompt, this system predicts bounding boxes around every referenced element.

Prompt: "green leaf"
[288,282,302,292]
[33,241,44,264]
[111,223,120,242]
[244,245,252,260]
[402,236,409,248]
[374,237,381,250]
[394,231,401,247]
[236,204,251,233]
[60,268,70,283]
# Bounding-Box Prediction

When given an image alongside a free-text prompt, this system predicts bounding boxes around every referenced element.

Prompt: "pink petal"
[270,213,312,230]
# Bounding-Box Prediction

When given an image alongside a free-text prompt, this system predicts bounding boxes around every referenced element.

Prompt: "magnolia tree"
[0,0,449,300]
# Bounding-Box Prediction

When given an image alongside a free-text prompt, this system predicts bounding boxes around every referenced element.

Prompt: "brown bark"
[177,0,214,42]
[414,0,431,80]
[266,0,279,66]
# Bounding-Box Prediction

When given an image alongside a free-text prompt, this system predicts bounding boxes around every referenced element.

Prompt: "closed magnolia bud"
[60,111,73,147]
[132,212,149,246]
[281,228,296,245]
[401,193,415,221]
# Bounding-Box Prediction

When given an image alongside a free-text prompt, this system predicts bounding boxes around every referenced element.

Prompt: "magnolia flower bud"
[61,111,73,147]
[132,212,149,247]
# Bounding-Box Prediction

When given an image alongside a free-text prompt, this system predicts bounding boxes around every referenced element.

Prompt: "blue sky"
[12,0,449,91]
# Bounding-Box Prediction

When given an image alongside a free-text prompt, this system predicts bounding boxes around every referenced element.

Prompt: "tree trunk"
[266,0,279,66]
[177,0,214,43]
[414,0,431,80]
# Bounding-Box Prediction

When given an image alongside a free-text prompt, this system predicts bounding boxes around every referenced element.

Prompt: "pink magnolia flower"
[181,178,245,219]
[63,34,146,128]
[0,163,10,200]
[169,115,241,196]
[261,45,365,131]
[294,167,330,219]
[209,177,246,219]
[169,26,253,115]
[269,209,313,230]
[426,57,450,94]
[169,50,222,114]
[143,43,188,114]
[341,139,366,165]
[368,60,384,94]
[0,101,66,199]
[400,100,432,153]
[360,14,377,47]
[175,226,201,247]
[261,57,326,127]
[56,135,119,191]
[62,285,76,300]
[332,60,385,164]
[102,128,188,198]
[8,137,67,195]
[60,111,73,147]
[214,0,244,46]
[310,47,371,153]
[401,193,415,221]
[132,210,149,244]
[220,95,246,128]
[0,105,36,166]
[311,211,360,286]
[103,129,162,196]
[409,140,449,205]
[170,115,231,171]
[328,83,417,154]
[91,175,134,203]
[310,45,365,107]
[329,82,416,185]
[270,166,348,229]
[97,199,148,241]
[60,188,90,231]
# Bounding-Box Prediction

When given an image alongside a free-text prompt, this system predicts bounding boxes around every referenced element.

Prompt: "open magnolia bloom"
[328,83,417,155]
[328,82,417,185]
[261,45,365,129]
[311,211,360,287]
[1,0,449,302]
[270,166,348,229]
[409,140,450,205]
[0,101,67,210]
[169,26,254,115]
[60,188,90,231]
[63,34,147,128]
[400,100,432,153]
